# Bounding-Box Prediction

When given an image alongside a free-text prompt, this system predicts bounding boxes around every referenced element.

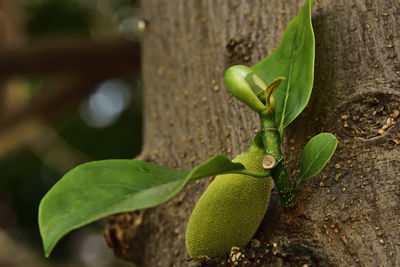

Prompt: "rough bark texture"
[104,0,400,266]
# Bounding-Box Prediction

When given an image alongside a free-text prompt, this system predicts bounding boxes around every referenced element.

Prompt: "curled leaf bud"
[270,95,276,111]
[224,65,267,113]
[264,76,285,114]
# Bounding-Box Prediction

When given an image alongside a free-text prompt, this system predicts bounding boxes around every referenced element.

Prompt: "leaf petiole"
[231,169,271,178]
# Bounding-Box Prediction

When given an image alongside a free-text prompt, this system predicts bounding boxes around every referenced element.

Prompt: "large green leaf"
[296,133,337,188]
[39,155,269,257]
[252,0,315,135]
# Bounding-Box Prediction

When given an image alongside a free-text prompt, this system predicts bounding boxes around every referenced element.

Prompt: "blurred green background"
[0,0,142,266]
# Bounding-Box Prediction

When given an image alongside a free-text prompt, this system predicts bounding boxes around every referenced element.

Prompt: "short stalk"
[232,169,271,178]
[259,112,296,207]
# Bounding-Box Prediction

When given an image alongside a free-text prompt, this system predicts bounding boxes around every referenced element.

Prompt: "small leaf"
[252,0,315,136]
[296,133,338,187]
[39,155,269,257]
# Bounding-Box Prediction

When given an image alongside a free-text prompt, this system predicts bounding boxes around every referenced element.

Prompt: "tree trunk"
[104,0,400,266]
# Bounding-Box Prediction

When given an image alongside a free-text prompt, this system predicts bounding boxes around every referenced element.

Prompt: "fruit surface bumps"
[185,152,272,258]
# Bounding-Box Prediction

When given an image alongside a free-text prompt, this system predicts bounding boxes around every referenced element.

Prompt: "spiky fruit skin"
[185,152,272,259]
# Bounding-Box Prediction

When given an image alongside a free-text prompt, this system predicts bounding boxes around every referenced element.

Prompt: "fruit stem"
[259,112,296,207]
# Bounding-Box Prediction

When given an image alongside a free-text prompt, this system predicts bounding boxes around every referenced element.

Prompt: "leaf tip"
[42,239,54,258]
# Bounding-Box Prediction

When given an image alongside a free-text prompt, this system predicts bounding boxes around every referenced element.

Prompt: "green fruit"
[185,152,272,258]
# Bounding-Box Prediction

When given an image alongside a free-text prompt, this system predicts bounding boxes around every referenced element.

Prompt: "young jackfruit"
[185,151,272,259]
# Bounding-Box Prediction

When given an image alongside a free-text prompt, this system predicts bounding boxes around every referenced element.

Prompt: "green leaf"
[252,0,315,135]
[39,155,269,257]
[296,133,338,188]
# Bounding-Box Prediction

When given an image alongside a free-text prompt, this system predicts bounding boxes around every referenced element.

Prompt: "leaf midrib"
[279,46,297,132]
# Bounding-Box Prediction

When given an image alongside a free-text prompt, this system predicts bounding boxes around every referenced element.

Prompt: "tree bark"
[104,0,400,266]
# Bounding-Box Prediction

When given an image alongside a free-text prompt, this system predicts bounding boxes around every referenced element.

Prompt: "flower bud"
[224,65,267,113]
